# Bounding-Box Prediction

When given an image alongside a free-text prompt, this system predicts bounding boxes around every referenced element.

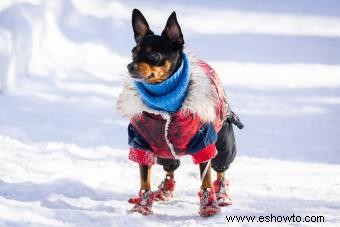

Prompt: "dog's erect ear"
[132,9,154,43]
[161,12,184,46]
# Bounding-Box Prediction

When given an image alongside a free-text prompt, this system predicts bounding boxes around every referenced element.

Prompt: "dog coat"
[117,54,228,165]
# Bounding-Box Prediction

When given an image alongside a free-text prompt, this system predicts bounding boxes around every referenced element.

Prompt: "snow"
[1,0,340,226]
[71,0,340,37]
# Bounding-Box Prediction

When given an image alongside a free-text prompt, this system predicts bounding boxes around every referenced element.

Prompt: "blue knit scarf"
[134,53,190,112]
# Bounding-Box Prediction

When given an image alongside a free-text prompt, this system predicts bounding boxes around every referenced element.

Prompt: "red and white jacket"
[117,55,228,165]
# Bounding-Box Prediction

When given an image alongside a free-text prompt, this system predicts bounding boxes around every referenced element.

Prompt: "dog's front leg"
[139,164,151,190]
[200,161,212,189]
[129,164,154,215]
[198,161,220,216]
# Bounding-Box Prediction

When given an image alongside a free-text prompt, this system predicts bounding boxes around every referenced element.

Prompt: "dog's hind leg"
[217,171,225,181]
[154,158,179,201]
[211,119,237,207]
[213,170,232,206]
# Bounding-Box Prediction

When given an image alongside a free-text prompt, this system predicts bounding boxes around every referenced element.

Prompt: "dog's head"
[127,9,184,84]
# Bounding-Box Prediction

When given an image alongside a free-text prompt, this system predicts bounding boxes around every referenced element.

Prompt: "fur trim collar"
[116,53,217,122]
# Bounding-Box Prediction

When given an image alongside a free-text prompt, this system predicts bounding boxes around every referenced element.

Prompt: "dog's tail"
[228,111,244,129]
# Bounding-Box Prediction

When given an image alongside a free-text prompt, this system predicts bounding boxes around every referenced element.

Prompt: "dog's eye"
[150,52,161,62]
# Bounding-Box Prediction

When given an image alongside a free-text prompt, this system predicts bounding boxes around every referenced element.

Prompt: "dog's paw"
[153,189,174,202]
[217,196,232,207]
[128,189,154,215]
[129,204,153,215]
[153,176,176,202]
[199,205,221,217]
[198,188,220,217]
[213,178,232,207]
[128,196,142,204]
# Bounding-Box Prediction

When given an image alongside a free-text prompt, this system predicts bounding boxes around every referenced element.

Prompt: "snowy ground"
[1,0,340,226]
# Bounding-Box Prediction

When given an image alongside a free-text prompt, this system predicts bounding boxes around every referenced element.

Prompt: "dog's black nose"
[127,62,138,73]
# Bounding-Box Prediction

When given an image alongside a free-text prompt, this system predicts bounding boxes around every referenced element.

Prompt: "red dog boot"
[153,175,176,201]
[128,189,154,215]
[198,188,221,217]
[213,178,232,206]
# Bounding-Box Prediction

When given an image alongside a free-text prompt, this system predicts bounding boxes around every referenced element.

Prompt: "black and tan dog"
[117,9,242,217]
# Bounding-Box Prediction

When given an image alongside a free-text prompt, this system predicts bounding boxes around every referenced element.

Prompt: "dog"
[117,9,242,217]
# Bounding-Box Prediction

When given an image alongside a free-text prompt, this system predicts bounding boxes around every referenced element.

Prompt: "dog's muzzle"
[127,62,138,74]
[127,62,143,80]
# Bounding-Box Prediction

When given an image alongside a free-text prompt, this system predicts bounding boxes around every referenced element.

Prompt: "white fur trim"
[116,53,218,122]
[180,54,218,122]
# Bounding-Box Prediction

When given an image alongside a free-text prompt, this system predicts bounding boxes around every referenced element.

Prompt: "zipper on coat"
[163,113,179,159]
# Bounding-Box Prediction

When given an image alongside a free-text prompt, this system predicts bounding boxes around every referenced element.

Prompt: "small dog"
[117,9,242,217]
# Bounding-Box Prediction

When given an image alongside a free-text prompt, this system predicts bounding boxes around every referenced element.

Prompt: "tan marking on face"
[146,47,153,52]
[136,46,141,52]
[137,60,173,84]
